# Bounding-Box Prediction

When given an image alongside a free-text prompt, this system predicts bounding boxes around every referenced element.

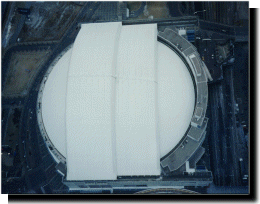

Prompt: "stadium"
[36,22,211,192]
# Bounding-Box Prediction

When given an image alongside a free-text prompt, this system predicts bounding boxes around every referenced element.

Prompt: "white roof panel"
[66,77,117,180]
[117,24,158,81]
[68,23,122,77]
[116,80,160,175]
[116,24,160,176]
[65,22,121,180]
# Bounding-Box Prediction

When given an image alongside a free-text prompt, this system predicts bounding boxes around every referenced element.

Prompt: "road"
[199,20,235,36]
[199,20,248,42]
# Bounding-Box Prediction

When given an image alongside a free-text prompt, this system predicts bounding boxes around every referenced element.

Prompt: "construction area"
[18,2,83,42]
[3,50,51,97]
[127,2,171,19]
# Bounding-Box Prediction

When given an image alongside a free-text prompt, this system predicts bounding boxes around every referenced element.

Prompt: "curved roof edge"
[36,44,74,165]
[36,25,210,175]
[158,28,210,172]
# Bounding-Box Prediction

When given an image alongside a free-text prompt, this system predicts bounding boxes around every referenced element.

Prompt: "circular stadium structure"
[36,22,211,183]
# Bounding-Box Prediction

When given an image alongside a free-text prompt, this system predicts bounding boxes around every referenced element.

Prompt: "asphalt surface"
[199,20,248,42]
[199,20,236,36]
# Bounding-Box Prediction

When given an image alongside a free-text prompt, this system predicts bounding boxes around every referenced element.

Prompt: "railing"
[158,28,210,172]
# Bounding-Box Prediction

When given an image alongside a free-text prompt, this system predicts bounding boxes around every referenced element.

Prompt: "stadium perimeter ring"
[36,25,211,178]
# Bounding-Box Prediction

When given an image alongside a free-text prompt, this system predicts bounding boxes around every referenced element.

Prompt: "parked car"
[2,145,12,154]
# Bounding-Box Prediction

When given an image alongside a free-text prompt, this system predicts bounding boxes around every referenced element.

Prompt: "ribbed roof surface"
[41,22,195,181]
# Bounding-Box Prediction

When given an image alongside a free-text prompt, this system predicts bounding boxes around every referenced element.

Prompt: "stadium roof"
[40,22,195,180]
